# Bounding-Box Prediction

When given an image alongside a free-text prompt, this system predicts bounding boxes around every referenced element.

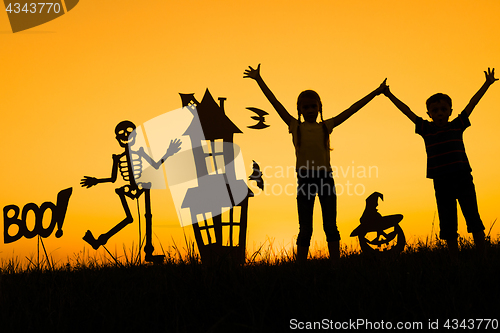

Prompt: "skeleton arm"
[80,154,120,188]
[138,139,182,170]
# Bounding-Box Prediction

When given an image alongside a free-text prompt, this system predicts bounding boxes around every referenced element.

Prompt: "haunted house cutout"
[180,89,253,265]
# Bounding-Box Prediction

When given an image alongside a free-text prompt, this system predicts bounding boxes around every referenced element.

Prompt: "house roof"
[181,89,242,139]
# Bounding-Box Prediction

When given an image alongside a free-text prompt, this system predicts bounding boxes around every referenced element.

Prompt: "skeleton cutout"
[81,120,181,263]
[350,192,406,256]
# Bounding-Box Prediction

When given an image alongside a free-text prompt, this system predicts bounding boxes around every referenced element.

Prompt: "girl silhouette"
[244,64,386,263]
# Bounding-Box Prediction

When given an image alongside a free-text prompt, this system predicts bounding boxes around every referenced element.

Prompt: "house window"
[221,206,241,246]
[196,212,215,245]
[186,100,197,112]
[201,139,225,175]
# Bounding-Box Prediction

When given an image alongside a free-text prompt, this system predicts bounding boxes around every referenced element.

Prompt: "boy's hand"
[244,64,262,81]
[383,84,391,96]
[374,78,388,95]
[485,67,498,85]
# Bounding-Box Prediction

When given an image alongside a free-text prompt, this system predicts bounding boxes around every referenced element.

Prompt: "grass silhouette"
[0,236,499,332]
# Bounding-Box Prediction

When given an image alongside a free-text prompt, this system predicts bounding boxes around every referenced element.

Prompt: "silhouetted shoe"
[83,230,101,250]
[145,254,165,264]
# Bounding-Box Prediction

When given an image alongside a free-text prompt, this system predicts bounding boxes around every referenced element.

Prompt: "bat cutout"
[247,107,270,129]
[248,160,264,190]
[350,192,406,256]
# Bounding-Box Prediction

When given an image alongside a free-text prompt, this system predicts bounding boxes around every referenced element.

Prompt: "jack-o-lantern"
[350,192,406,256]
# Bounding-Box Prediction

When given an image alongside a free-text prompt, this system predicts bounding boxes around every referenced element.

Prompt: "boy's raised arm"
[463,68,498,117]
[332,79,387,128]
[384,86,417,124]
[244,64,294,126]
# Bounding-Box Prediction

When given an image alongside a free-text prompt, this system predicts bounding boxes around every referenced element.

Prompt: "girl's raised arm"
[332,79,387,128]
[244,64,294,126]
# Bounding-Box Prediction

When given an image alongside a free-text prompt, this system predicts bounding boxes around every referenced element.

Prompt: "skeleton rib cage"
[118,151,143,183]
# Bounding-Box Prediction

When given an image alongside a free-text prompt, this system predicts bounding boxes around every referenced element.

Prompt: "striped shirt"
[415,111,472,179]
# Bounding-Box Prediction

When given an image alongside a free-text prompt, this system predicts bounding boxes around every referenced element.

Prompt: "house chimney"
[218,97,227,112]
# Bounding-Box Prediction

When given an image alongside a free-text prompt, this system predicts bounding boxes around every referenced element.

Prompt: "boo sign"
[3,187,72,243]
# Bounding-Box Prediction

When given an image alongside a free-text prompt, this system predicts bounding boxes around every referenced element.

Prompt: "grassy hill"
[1,238,499,332]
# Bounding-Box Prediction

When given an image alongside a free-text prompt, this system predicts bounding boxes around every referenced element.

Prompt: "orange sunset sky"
[1,0,499,264]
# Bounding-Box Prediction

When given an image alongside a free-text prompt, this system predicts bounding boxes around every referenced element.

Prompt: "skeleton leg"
[143,189,165,263]
[83,187,134,250]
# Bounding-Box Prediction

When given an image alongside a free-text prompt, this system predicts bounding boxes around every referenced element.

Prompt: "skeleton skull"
[115,120,137,148]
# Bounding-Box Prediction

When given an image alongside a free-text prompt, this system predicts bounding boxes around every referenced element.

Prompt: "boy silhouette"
[383,68,497,260]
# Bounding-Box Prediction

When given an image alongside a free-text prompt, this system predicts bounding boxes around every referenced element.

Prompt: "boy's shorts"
[433,172,485,240]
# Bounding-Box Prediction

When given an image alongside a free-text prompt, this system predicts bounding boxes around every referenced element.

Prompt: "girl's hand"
[244,64,262,81]
[383,85,391,96]
[485,67,498,85]
[374,78,388,95]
